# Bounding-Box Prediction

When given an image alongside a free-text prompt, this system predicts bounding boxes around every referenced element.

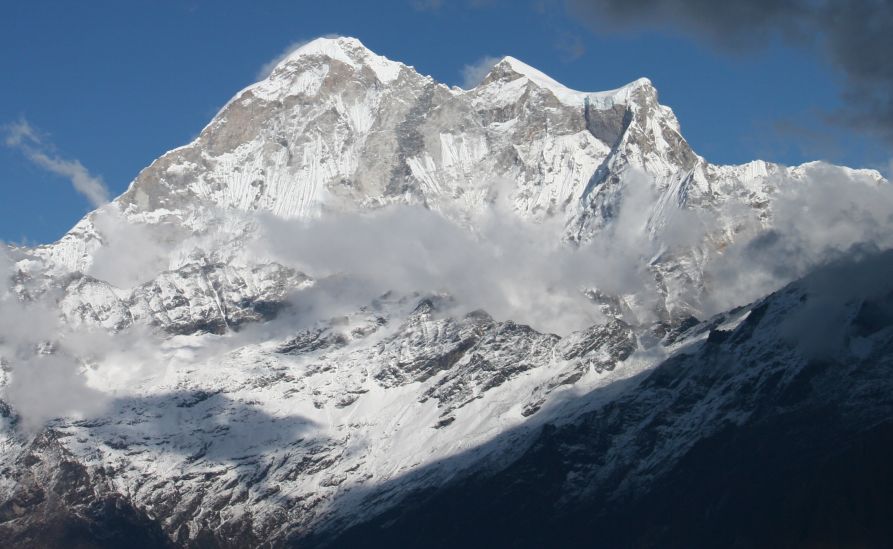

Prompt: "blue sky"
[1,0,889,243]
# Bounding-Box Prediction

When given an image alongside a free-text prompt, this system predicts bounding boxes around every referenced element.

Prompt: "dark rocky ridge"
[303,252,893,548]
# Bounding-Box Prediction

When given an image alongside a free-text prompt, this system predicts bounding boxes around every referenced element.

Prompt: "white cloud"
[3,353,108,432]
[3,118,110,208]
[702,162,893,314]
[256,206,600,336]
[247,162,889,335]
[460,55,502,89]
[2,153,892,429]
[0,250,108,431]
[251,173,672,335]
[0,245,11,297]
[87,206,170,288]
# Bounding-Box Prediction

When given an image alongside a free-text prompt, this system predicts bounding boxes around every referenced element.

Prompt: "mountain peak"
[585,76,657,109]
[266,35,403,84]
[480,55,656,109]
[284,36,367,60]
[494,55,568,90]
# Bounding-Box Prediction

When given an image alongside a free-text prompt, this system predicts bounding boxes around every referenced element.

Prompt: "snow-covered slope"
[315,251,893,548]
[1,36,891,547]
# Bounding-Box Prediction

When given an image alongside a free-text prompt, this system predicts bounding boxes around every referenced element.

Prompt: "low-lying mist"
[1,163,892,429]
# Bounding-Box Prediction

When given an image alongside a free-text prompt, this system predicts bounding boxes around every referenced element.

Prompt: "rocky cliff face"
[1,37,890,547]
[313,252,893,548]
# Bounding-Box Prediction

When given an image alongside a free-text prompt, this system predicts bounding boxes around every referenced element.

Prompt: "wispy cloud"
[460,55,502,88]
[256,40,312,80]
[3,118,109,208]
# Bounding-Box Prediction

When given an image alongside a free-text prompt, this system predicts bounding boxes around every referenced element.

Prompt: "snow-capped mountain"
[1,37,891,547]
[31,36,890,327]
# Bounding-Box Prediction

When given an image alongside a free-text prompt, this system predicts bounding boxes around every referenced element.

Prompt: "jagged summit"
[28,36,887,311]
[290,35,366,55]
[266,35,404,84]
[479,54,656,108]
[38,34,839,298]
[482,56,571,91]
[256,36,655,111]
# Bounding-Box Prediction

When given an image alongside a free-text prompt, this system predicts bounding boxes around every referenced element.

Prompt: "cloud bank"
[566,0,893,144]
[703,163,893,313]
[244,162,892,338]
[86,206,172,288]
[252,171,706,334]
[257,204,610,336]
[0,247,108,430]
[2,161,893,429]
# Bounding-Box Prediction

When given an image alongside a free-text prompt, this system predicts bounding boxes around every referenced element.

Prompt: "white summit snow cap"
[490,55,654,109]
[270,36,403,84]
[208,36,408,126]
